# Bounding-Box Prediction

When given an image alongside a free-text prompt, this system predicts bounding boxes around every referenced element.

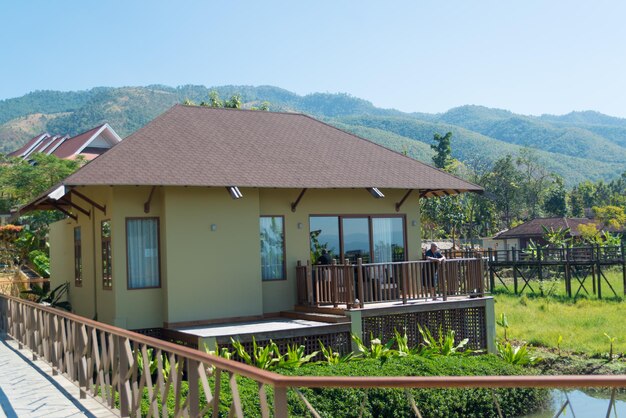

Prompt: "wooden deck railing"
[1,293,626,417]
[296,258,486,308]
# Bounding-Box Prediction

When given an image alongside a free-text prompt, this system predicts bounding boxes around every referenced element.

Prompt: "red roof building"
[7,124,122,161]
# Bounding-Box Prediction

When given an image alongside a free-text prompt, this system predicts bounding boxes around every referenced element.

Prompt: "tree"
[592,205,626,230]
[543,176,568,217]
[516,148,552,218]
[483,155,523,229]
[430,132,455,171]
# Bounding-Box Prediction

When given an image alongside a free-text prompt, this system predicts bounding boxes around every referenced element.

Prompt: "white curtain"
[127,218,160,289]
[260,217,284,280]
[372,218,393,263]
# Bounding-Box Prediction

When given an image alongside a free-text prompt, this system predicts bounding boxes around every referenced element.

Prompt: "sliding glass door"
[310,215,405,264]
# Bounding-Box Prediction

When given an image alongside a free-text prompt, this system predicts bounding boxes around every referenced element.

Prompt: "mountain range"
[1,85,625,186]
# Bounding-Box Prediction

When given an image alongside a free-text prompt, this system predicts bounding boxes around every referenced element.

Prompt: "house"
[7,124,122,161]
[492,217,623,250]
[18,105,489,351]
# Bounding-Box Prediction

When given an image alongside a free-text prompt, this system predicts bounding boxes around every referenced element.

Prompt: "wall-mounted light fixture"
[227,186,243,199]
[210,224,217,231]
[297,222,303,229]
[411,220,417,227]
[366,187,385,199]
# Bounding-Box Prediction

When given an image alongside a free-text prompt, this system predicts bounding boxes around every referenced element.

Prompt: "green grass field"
[493,269,626,356]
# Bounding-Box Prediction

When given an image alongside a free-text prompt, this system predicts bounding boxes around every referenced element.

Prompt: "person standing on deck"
[425,243,446,300]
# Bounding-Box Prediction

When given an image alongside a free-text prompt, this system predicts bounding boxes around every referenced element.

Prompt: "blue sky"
[1,1,625,117]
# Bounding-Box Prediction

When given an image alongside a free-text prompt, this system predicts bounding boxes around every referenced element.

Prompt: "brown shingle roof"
[61,105,482,193]
[494,217,618,239]
[54,124,107,159]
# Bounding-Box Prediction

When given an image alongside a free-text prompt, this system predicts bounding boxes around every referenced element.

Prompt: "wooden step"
[293,305,346,316]
[280,310,350,324]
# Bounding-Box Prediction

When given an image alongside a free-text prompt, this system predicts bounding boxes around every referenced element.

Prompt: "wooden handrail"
[1,293,626,418]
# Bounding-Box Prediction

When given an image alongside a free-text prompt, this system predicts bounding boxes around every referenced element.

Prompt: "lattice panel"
[361,306,487,351]
[226,330,352,361]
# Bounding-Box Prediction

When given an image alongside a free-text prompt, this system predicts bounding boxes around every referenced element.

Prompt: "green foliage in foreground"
[138,355,548,418]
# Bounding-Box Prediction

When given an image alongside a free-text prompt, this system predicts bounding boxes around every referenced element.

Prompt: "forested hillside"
[1,85,626,185]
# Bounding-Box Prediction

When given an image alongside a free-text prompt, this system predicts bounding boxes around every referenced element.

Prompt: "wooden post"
[597,245,603,300]
[274,387,288,418]
[488,248,495,292]
[345,262,354,309]
[305,260,314,306]
[187,359,200,417]
[357,258,364,308]
[537,247,543,295]
[442,261,448,301]
[513,265,518,295]
[118,336,131,417]
[622,241,626,296]
[565,249,572,298]
[332,259,339,308]
[402,263,408,304]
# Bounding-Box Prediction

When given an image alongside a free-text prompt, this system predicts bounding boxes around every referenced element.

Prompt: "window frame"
[260,215,287,281]
[74,226,82,287]
[101,220,112,290]
[125,217,162,290]
[309,214,407,263]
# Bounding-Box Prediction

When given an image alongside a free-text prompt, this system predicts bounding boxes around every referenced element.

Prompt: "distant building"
[7,124,122,161]
[493,217,623,250]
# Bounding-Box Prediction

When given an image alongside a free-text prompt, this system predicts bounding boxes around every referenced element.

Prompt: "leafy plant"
[318,341,355,364]
[231,337,282,371]
[20,282,71,311]
[604,333,617,360]
[204,343,234,360]
[28,249,50,277]
[496,313,509,341]
[417,325,470,357]
[394,329,419,357]
[278,344,318,369]
[496,341,541,366]
[556,335,563,357]
[351,334,396,364]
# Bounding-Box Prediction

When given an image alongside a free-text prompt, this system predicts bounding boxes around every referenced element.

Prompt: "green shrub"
[28,249,50,277]
[138,355,548,417]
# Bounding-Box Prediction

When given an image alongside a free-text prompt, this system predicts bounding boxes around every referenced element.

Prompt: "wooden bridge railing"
[446,244,625,264]
[296,258,486,308]
[1,293,626,417]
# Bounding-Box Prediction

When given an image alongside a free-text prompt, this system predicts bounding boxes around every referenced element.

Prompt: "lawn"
[493,268,626,355]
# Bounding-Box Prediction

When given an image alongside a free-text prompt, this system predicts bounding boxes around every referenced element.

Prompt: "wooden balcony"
[296,258,486,309]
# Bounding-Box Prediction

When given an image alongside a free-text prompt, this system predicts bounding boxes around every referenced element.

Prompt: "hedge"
[140,354,549,417]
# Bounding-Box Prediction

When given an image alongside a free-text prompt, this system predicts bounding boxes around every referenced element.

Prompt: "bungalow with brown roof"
[7,123,122,161]
[493,217,624,250]
[18,105,491,351]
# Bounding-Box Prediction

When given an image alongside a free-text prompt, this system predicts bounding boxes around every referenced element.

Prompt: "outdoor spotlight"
[227,186,243,199]
[367,187,385,199]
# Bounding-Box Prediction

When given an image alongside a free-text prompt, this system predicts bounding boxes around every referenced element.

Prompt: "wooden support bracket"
[69,189,106,214]
[59,197,91,218]
[290,188,307,212]
[49,201,77,221]
[144,186,157,214]
[394,189,413,212]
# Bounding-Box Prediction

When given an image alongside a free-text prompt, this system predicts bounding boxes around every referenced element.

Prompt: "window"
[126,218,160,289]
[260,216,285,280]
[74,227,82,286]
[310,215,406,264]
[101,220,112,289]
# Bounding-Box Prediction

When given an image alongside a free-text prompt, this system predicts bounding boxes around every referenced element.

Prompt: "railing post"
[621,241,626,296]
[274,386,288,418]
[187,359,200,417]
[331,259,339,308]
[402,263,408,304]
[356,258,364,308]
[345,262,354,308]
[488,249,495,292]
[305,260,314,306]
[441,261,448,301]
[118,336,132,417]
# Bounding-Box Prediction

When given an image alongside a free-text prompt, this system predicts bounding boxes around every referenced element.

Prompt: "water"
[524,389,626,418]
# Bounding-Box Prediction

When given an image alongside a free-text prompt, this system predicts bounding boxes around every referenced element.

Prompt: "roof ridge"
[179,103,303,117]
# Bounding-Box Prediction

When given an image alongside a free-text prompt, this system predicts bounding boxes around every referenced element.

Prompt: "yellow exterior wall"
[161,187,263,325]
[49,185,421,328]
[258,188,421,314]
[110,186,164,330]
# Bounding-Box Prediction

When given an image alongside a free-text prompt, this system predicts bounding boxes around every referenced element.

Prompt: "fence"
[1,293,626,417]
[296,258,486,308]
